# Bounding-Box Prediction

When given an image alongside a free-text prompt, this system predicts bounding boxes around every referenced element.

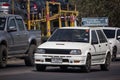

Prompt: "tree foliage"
[69,0,120,27]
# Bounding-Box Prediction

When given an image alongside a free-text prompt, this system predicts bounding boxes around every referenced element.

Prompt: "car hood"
[38,41,90,50]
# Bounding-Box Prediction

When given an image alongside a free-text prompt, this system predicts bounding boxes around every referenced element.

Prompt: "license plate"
[52,57,62,63]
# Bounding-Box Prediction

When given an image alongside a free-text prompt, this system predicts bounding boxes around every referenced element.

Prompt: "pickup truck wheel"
[0,45,7,68]
[24,45,36,66]
[36,64,46,71]
[81,54,91,73]
[100,53,111,71]
[112,47,117,61]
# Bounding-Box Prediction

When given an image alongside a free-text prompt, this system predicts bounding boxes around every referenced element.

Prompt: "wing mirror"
[117,36,120,40]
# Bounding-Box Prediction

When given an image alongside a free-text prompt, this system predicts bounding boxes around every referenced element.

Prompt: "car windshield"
[0,0,8,2]
[0,18,6,30]
[103,29,115,38]
[48,29,89,43]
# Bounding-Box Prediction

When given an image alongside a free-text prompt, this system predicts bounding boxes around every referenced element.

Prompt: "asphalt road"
[0,59,120,80]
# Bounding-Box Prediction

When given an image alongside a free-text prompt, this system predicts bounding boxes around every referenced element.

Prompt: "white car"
[102,27,120,61]
[35,27,111,72]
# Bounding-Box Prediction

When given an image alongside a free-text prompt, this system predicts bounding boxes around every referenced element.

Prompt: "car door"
[91,30,101,64]
[15,16,29,52]
[96,30,108,62]
[7,16,21,53]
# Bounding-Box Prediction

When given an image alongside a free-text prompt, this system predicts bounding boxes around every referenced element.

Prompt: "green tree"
[69,0,120,27]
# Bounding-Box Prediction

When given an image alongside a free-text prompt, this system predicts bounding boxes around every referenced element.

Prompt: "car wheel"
[36,64,46,71]
[100,53,111,71]
[81,54,91,73]
[24,44,36,66]
[112,47,117,61]
[0,45,7,68]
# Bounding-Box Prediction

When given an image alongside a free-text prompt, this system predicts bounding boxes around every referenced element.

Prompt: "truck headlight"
[36,49,45,54]
[70,49,81,55]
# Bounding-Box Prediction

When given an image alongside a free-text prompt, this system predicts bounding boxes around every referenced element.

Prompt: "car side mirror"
[8,26,17,32]
[117,36,120,40]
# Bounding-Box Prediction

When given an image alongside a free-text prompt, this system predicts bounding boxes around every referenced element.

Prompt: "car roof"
[101,27,120,30]
[60,26,102,30]
[0,13,21,18]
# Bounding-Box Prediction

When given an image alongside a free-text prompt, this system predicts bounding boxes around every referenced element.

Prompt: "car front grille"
[45,49,71,54]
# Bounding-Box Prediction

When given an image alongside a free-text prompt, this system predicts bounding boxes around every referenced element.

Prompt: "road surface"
[0,58,120,80]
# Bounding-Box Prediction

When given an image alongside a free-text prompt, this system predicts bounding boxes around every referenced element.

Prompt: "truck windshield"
[103,29,115,38]
[48,29,89,43]
[0,18,6,30]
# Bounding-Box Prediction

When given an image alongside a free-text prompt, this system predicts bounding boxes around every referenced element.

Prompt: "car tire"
[36,64,46,71]
[100,53,111,71]
[112,47,117,61]
[81,54,91,73]
[0,45,7,68]
[24,44,36,66]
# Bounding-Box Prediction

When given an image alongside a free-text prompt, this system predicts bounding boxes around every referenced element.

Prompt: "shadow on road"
[33,66,102,74]
[0,59,33,69]
[115,58,120,61]
[33,58,120,73]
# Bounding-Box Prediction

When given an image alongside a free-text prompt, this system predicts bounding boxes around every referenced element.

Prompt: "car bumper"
[34,54,87,66]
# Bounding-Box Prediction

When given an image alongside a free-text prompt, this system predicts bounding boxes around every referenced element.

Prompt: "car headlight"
[36,49,45,54]
[70,49,82,55]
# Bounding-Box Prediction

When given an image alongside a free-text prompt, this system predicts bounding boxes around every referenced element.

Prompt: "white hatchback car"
[102,27,120,61]
[35,27,111,72]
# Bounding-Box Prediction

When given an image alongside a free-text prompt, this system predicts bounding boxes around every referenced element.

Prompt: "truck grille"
[45,49,71,54]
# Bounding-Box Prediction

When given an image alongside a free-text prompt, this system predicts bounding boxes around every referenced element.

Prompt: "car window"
[48,29,89,43]
[0,18,6,30]
[7,18,17,30]
[117,29,120,36]
[16,18,25,31]
[8,18,16,27]
[103,29,115,38]
[97,30,107,43]
[91,30,98,44]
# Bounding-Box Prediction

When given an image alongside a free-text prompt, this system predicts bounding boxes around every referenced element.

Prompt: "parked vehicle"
[0,0,24,17]
[0,0,13,14]
[0,13,41,68]
[35,27,111,72]
[102,27,120,61]
[19,0,38,19]
[0,0,38,20]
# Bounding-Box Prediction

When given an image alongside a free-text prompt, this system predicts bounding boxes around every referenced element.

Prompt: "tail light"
[2,3,10,7]
[33,4,37,9]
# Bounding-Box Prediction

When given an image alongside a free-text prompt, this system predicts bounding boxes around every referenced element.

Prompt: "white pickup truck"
[34,27,111,72]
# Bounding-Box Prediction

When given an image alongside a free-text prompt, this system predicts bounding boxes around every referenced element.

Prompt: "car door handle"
[24,33,28,35]
[99,45,101,47]
[16,34,20,36]
[106,44,108,46]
